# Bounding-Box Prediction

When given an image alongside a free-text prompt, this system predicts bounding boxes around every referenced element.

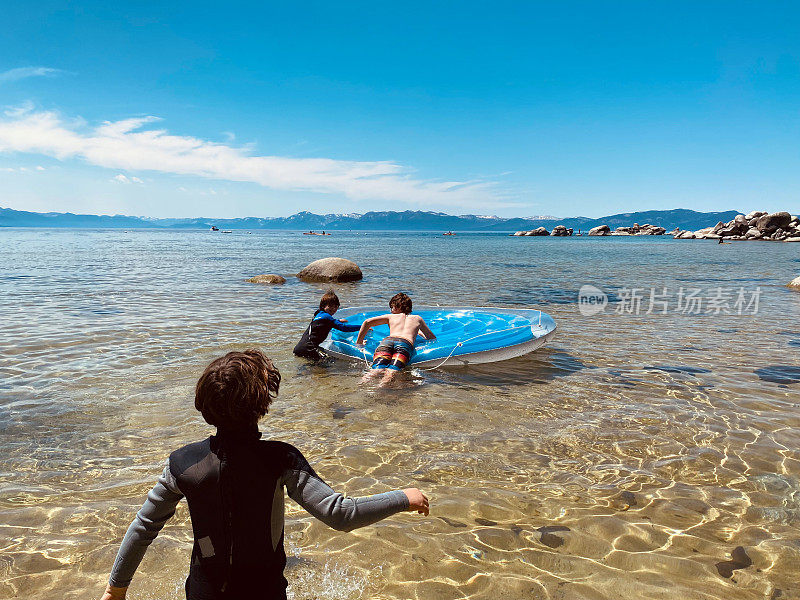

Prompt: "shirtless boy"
[356,293,436,383]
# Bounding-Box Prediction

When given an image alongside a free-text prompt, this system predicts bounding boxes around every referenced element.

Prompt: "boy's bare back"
[386,312,434,345]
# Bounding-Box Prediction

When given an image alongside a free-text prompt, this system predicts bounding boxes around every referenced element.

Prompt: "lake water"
[1,229,799,600]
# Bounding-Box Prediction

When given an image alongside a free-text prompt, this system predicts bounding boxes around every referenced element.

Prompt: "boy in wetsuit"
[293,290,360,359]
[356,293,436,384]
[100,349,429,600]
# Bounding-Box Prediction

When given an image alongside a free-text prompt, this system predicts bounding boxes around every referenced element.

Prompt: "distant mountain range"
[0,207,742,232]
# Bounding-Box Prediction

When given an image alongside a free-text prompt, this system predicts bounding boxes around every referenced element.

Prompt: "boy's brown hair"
[195,349,281,429]
[389,292,412,314]
[319,289,340,312]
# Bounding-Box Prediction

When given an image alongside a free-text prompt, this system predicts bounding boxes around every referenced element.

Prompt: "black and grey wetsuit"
[293,310,359,359]
[108,428,408,599]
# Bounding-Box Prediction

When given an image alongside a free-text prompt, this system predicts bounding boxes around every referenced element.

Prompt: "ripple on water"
[2,230,800,600]
[643,365,713,376]
[753,366,800,384]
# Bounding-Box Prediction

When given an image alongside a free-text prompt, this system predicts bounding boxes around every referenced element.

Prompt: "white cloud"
[0,107,510,207]
[112,173,144,184]
[36,165,45,171]
[0,67,64,85]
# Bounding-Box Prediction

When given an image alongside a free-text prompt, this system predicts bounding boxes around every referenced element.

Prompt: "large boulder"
[296,257,363,283]
[588,225,611,236]
[718,220,748,237]
[693,227,716,239]
[756,211,792,234]
[550,225,569,236]
[789,276,800,289]
[745,227,762,239]
[247,274,286,284]
[745,210,767,220]
[531,227,549,236]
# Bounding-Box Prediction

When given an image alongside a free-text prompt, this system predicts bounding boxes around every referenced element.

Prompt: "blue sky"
[0,1,798,218]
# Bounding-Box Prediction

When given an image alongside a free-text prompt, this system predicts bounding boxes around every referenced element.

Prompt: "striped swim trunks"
[371,337,415,371]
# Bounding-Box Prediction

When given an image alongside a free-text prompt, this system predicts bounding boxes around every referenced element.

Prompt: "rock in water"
[296,257,363,283]
[588,225,611,236]
[756,212,792,234]
[789,276,800,290]
[246,274,286,284]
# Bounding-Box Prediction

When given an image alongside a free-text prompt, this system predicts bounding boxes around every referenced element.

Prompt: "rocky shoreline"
[512,222,666,236]
[672,211,800,242]
[512,210,799,242]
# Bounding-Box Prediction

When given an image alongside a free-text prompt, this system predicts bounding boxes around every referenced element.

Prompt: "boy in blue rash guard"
[293,290,360,359]
[100,349,429,600]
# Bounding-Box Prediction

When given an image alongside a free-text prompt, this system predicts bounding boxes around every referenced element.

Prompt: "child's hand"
[100,584,127,600]
[403,488,429,516]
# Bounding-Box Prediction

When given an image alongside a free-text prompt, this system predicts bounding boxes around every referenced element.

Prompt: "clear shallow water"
[1,229,799,600]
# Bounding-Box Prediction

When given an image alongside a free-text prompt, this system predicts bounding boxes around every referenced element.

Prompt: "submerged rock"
[715,546,752,579]
[789,276,800,290]
[296,257,363,283]
[246,274,286,284]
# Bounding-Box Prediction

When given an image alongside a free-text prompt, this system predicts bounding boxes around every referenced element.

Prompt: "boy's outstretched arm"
[331,318,360,333]
[356,315,389,345]
[99,463,183,599]
[418,319,437,340]
[283,449,429,532]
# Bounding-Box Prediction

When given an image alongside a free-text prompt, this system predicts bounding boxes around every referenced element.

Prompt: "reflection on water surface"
[1,230,799,599]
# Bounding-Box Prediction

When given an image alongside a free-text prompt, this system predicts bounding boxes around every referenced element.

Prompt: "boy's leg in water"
[362,340,393,383]
[379,368,399,386]
[361,367,384,383]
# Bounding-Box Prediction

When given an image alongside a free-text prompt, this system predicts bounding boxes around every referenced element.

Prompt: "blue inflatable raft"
[320,306,557,368]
